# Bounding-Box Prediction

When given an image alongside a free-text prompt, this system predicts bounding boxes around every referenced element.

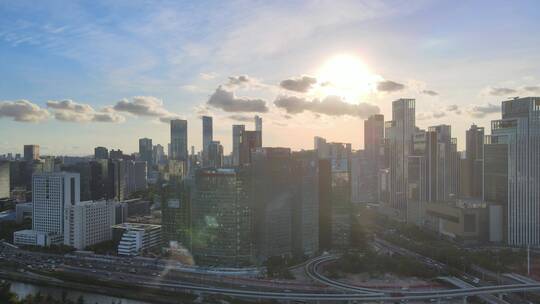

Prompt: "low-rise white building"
[64,200,115,250]
[14,230,58,247]
[113,223,161,256]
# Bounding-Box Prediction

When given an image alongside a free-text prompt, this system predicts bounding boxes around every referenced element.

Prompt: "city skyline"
[1,1,540,155]
[3,2,540,303]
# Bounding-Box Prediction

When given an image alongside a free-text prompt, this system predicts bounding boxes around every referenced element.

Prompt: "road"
[303,245,537,303]
[3,241,540,303]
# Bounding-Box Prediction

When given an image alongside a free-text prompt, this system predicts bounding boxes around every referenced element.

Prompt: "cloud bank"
[488,87,517,96]
[274,95,379,118]
[280,75,317,92]
[422,89,438,96]
[0,100,49,122]
[226,75,251,87]
[469,103,500,118]
[47,99,125,123]
[228,114,254,122]
[207,86,268,113]
[113,96,181,122]
[377,80,405,92]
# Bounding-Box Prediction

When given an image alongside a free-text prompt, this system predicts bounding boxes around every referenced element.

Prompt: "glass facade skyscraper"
[488,97,540,246]
[384,99,415,220]
[170,119,188,162]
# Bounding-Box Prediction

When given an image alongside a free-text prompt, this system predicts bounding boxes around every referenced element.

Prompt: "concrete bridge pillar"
[462,296,467,304]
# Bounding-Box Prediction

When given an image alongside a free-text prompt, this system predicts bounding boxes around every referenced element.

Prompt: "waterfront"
[9,280,152,304]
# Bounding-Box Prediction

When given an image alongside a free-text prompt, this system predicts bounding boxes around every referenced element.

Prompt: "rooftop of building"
[77,199,114,206]
[112,222,161,231]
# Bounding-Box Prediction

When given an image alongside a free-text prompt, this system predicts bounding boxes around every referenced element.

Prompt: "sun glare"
[316,54,380,102]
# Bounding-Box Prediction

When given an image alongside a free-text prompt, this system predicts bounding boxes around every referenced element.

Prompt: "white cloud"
[207,86,269,113]
[47,99,125,123]
[468,103,500,118]
[113,96,180,122]
[274,95,379,118]
[0,100,49,122]
[280,76,317,93]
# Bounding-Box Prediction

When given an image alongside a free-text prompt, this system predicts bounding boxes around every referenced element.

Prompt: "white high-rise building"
[64,200,115,250]
[32,172,80,236]
[488,97,540,246]
[255,115,262,132]
[383,99,416,220]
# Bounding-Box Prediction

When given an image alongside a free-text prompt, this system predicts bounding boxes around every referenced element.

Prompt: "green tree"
[76,295,85,304]
[0,281,19,304]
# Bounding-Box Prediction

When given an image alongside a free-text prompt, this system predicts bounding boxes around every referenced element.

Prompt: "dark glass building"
[191,168,252,266]
[94,146,109,160]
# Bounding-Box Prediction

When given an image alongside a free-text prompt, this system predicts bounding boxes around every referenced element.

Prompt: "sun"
[315,54,380,102]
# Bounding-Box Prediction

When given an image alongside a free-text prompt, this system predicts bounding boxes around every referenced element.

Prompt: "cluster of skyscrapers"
[162,115,332,266]
[1,96,539,267]
[353,97,540,247]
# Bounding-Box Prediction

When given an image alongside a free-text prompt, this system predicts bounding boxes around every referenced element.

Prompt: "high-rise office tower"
[170,119,188,161]
[384,99,415,220]
[250,147,293,259]
[351,150,373,203]
[125,160,147,196]
[363,114,385,202]
[255,115,262,133]
[161,181,191,249]
[426,125,459,202]
[318,158,332,251]
[206,141,224,168]
[465,124,484,198]
[202,116,213,159]
[232,125,245,166]
[109,149,124,160]
[61,162,92,201]
[138,138,153,165]
[191,168,252,266]
[24,145,40,161]
[406,129,428,205]
[487,97,540,246]
[108,159,126,201]
[466,124,484,161]
[406,125,459,207]
[291,150,319,257]
[0,161,10,199]
[90,160,110,200]
[314,138,352,249]
[314,136,329,159]
[365,114,385,157]
[239,130,262,165]
[32,172,80,236]
[484,135,508,243]
[94,147,109,160]
[152,144,165,165]
[327,142,352,249]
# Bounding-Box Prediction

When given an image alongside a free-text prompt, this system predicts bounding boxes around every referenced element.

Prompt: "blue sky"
[1,0,540,155]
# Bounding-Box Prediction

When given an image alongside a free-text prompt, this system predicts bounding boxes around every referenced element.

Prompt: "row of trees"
[0,281,125,304]
[327,249,438,279]
[379,217,527,273]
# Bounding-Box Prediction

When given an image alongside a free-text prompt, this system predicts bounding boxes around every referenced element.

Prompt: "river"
[8,280,153,304]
